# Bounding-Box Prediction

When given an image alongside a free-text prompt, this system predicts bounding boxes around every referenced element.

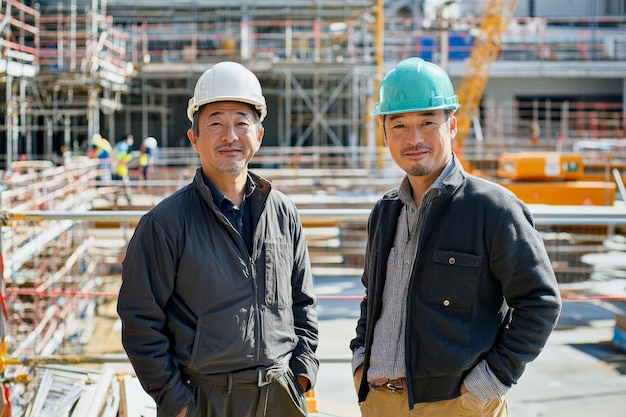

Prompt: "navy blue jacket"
[351,158,561,406]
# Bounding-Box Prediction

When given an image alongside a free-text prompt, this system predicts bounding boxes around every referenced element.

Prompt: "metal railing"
[0,157,624,360]
[129,16,626,65]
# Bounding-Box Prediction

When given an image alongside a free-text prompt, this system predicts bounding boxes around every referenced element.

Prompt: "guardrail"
[5,203,625,226]
[3,203,625,281]
[0,203,624,360]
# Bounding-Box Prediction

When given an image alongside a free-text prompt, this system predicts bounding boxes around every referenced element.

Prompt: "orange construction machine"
[496,152,616,206]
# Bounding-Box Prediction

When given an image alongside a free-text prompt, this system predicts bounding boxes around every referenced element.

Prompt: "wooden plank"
[119,374,157,417]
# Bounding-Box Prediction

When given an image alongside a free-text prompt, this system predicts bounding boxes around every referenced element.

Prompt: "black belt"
[182,365,286,389]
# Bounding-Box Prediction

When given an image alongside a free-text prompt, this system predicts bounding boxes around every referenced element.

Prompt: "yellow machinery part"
[500,180,615,206]
[306,388,319,413]
[497,152,584,181]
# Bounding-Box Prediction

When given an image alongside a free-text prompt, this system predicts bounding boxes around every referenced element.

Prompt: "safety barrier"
[1,143,625,393]
[2,204,625,334]
[0,202,625,415]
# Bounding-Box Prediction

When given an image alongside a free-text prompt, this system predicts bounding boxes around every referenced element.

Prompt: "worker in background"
[350,57,562,417]
[117,61,318,417]
[138,136,158,191]
[60,145,72,165]
[113,133,134,204]
[89,133,113,182]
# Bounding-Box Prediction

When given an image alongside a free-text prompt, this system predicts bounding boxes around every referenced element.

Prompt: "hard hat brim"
[374,101,460,115]
[187,96,267,122]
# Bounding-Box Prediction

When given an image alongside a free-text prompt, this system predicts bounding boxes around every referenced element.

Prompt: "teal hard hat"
[374,57,460,115]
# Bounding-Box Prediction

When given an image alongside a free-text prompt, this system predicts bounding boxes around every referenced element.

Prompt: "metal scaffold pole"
[373,0,384,171]
[0,186,5,345]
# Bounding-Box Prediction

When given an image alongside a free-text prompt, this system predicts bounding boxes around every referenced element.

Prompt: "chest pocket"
[428,250,482,311]
[264,242,293,309]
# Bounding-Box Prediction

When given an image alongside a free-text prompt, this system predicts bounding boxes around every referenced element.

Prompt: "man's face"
[381,109,456,180]
[187,101,264,178]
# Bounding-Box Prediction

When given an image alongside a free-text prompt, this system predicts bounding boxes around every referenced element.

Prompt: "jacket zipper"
[404,199,432,406]
[249,247,260,363]
[215,209,260,363]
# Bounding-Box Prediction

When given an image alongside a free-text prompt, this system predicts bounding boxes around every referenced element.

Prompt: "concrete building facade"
[1,0,625,168]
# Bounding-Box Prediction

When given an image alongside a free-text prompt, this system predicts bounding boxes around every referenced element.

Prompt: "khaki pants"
[360,387,507,417]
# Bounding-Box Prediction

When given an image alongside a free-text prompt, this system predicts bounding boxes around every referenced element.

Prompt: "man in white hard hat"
[118,61,319,417]
[138,136,158,188]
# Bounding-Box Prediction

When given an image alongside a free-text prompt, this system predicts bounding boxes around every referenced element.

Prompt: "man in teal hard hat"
[350,57,561,417]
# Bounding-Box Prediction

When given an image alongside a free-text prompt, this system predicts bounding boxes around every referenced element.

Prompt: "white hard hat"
[142,136,158,149]
[187,61,267,122]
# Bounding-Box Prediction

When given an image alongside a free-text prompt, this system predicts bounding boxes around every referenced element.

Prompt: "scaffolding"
[0,0,381,168]
[0,0,39,169]
[2,1,626,169]
[116,2,380,164]
[1,0,136,169]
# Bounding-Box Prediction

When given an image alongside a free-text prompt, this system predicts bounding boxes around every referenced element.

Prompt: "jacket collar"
[439,153,468,196]
[382,153,467,202]
[192,168,273,218]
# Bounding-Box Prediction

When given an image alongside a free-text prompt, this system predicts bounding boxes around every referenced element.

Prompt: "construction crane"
[455,0,519,151]
[452,0,616,206]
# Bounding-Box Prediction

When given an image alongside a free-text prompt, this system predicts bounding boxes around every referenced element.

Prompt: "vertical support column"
[545,99,552,145]
[285,23,292,60]
[20,79,31,158]
[108,110,116,144]
[6,75,14,169]
[439,30,449,72]
[283,73,291,148]
[0,164,4,347]
[532,98,539,145]
[160,108,167,148]
[240,6,249,61]
[141,78,148,141]
[88,85,101,142]
[104,89,117,143]
[622,78,626,136]
[64,115,72,152]
[350,70,359,168]
[312,71,320,153]
[560,101,570,140]
[373,0,384,170]
[313,17,320,63]
[46,117,54,157]
[70,2,77,72]
[125,91,132,136]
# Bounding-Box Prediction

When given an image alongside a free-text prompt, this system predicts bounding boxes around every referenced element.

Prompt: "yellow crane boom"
[455,0,519,149]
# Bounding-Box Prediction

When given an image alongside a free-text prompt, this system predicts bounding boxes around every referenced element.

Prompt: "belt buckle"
[257,369,272,387]
[258,368,284,387]
[386,381,405,392]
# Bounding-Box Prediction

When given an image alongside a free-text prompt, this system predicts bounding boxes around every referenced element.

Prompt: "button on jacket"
[350,157,561,407]
[118,168,319,417]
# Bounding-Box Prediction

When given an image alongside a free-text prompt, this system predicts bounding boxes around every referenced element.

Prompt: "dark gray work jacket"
[118,168,318,417]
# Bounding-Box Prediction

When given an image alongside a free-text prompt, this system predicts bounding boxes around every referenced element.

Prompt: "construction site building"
[0,3,626,414]
[1,0,626,170]
[1,0,380,170]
